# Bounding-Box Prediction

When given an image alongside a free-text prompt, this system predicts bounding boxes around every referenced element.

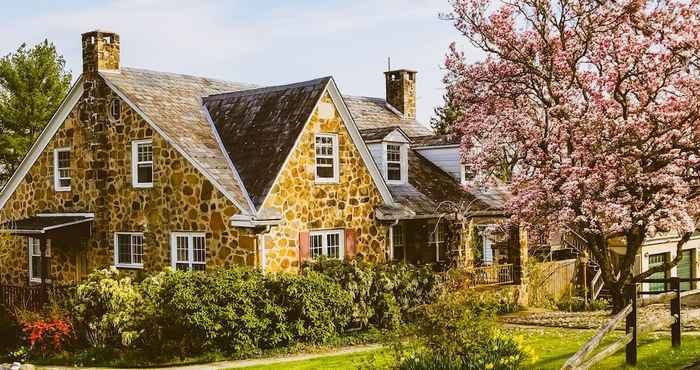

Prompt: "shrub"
[465,287,521,315]
[155,268,289,356]
[68,268,146,349]
[556,296,608,312]
[303,258,442,329]
[267,271,353,344]
[22,318,73,356]
[391,292,534,370]
[0,305,21,355]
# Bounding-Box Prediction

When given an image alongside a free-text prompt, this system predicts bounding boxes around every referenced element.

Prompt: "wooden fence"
[470,264,515,286]
[562,277,700,369]
[0,284,63,312]
[530,259,578,304]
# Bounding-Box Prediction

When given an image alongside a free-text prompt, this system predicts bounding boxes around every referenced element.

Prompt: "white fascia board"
[100,74,253,216]
[326,79,396,206]
[230,214,282,228]
[0,76,85,210]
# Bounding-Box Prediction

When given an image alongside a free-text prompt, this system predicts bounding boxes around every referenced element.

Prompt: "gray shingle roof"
[203,77,331,209]
[100,67,257,214]
[343,96,433,137]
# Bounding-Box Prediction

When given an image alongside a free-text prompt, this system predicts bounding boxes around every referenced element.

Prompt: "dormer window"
[383,142,407,184]
[460,165,475,185]
[315,134,339,183]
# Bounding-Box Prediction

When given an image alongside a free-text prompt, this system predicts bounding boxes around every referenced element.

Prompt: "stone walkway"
[31,343,383,370]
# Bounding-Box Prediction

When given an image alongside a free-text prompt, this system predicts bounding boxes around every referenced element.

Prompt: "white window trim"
[314,133,340,184]
[28,237,51,283]
[170,232,207,271]
[53,147,71,192]
[309,229,345,260]
[429,223,447,262]
[389,224,406,261]
[113,232,145,269]
[131,139,154,188]
[383,142,408,185]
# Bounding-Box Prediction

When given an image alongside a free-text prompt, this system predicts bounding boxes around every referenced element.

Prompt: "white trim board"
[0,76,85,210]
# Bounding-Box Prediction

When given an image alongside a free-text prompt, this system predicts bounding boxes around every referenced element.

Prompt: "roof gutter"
[230,214,283,228]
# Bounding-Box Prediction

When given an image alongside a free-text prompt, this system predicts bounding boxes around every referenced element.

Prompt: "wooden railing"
[0,284,66,312]
[563,278,700,369]
[470,264,514,286]
[591,268,604,300]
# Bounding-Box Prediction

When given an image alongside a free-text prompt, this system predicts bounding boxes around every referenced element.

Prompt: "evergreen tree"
[430,90,463,135]
[0,40,72,184]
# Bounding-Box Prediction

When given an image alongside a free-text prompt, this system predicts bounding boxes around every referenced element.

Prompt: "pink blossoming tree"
[444,0,700,310]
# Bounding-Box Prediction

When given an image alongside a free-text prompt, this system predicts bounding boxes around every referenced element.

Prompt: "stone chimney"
[82,30,120,74]
[384,69,416,119]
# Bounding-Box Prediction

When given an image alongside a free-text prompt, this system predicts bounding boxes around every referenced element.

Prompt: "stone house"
[0,30,525,286]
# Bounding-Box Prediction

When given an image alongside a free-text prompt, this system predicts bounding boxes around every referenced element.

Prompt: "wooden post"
[671,277,681,347]
[39,236,48,305]
[625,284,637,366]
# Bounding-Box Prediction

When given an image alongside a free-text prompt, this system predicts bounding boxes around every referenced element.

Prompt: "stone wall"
[0,76,256,285]
[261,93,389,272]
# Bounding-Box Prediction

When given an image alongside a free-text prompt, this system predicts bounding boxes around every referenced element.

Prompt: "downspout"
[389,219,399,261]
[257,225,272,274]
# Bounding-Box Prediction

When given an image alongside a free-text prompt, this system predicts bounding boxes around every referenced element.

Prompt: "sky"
[0,0,483,127]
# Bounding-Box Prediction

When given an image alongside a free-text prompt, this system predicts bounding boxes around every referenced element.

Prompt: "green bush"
[155,268,287,355]
[465,287,521,315]
[267,271,353,344]
[303,258,442,329]
[0,305,21,357]
[391,292,533,370]
[68,268,146,349]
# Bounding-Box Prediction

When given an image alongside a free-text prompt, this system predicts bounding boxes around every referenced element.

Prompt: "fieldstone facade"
[0,76,259,285]
[261,93,388,272]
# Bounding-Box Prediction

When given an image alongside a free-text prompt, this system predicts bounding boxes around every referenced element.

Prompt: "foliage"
[302,258,443,329]
[390,292,533,369]
[0,40,72,183]
[155,267,287,355]
[555,296,609,312]
[0,305,21,356]
[444,0,700,310]
[68,268,145,349]
[468,224,483,264]
[268,271,353,344]
[429,90,463,135]
[465,287,520,315]
[22,318,72,356]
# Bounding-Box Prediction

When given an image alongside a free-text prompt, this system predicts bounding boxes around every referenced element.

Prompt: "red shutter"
[345,229,356,260]
[299,231,310,264]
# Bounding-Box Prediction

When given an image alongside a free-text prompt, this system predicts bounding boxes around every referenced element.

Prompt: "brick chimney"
[384,69,416,119]
[82,30,120,74]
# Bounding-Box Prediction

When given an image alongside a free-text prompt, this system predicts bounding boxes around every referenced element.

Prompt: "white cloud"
[0,0,484,125]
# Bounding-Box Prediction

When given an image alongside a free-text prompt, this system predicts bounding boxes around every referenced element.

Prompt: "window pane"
[193,236,206,263]
[58,151,71,168]
[316,165,334,179]
[327,233,340,259]
[387,163,401,181]
[138,143,153,162]
[192,263,206,272]
[138,164,153,184]
[31,256,41,280]
[175,263,189,271]
[310,234,323,258]
[132,235,144,264]
[387,145,401,162]
[118,234,132,264]
[176,236,189,262]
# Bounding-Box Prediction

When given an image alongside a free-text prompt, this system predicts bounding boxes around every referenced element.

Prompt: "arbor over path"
[444,0,700,311]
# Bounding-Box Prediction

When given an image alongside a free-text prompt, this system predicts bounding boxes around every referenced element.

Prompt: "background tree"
[444,0,700,311]
[430,90,463,135]
[0,40,71,185]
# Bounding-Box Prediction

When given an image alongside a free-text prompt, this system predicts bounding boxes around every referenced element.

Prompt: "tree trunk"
[610,285,626,313]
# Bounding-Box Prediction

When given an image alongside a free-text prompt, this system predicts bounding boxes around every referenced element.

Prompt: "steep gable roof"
[343,95,433,137]
[203,77,331,209]
[100,68,257,214]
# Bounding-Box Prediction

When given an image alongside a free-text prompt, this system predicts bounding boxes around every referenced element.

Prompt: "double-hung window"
[132,139,153,188]
[53,148,71,191]
[429,223,447,262]
[171,232,206,271]
[309,229,344,259]
[114,233,144,268]
[28,238,51,283]
[384,142,406,184]
[314,134,339,183]
[390,224,405,261]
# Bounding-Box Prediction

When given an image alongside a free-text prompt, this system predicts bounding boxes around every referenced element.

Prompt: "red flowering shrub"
[22,319,73,355]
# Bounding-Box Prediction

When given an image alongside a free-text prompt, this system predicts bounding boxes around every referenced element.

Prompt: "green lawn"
[234,327,700,369]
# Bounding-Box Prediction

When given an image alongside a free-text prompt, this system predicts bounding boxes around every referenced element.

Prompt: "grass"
[232,327,700,369]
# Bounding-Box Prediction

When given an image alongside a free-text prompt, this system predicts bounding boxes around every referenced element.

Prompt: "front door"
[648,252,668,292]
[678,249,695,291]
